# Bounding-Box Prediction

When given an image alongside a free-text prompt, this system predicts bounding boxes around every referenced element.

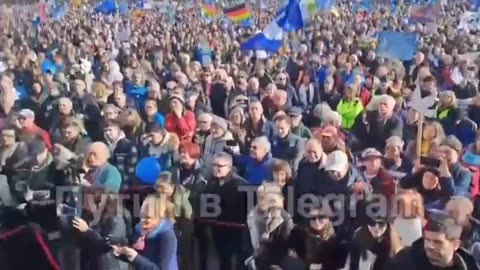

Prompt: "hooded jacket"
[203,131,235,163]
[131,220,178,270]
[139,131,179,172]
[388,238,479,270]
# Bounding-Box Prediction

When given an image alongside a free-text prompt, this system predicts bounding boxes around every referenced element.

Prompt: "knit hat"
[440,135,463,153]
[169,94,185,104]
[211,115,229,131]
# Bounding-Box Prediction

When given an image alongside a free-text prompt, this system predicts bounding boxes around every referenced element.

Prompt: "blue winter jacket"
[131,220,178,270]
[233,154,274,185]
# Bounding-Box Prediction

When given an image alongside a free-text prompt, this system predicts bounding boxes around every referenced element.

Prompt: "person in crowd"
[288,107,312,140]
[228,107,248,153]
[392,189,425,246]
[201,152,248,270]
[112,194,178,270]
[231,136,273,186]
[139,124,179,172]
[164,94,196,141]
[15,108,52,149]
[438,91,461,136]
[461,130,480,167]
[289,207,348,270]
[438,135,473,196]
[156,172,193,270]
[444,197,480,254]
[271,159,294,209]
[406,120,446,160]
[73,193,129,270]
[141,99,166,134]
[49,97,75,142]
[271,114,305,172]
[193,112,212,151]
[247,183,295,269]
[203,115,237,164]
[387,210,479,270]
[320,76,342,110]
[353,94,403,150]
[383,136,412,176]
[55,117,91,158]
[244,100,276,149]
[103,120,138,186]
[0,125,28,180]
[359,148,396,201]
[82,142,122,193]
[336,83,363,131]
[400,158,455,209]
[348,212,403,270]
[294,138,327,214]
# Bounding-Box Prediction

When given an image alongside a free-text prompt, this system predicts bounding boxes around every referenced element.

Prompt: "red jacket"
[165,110,196,141]
[24,125,52,150]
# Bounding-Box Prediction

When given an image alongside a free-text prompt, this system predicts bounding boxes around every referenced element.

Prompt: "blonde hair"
[141,195,175,223]
[92,82,108,100]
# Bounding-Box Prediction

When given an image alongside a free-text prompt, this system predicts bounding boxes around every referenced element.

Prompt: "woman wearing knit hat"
[164,94,196,141]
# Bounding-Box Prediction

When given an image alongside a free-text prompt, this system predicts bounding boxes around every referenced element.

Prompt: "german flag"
[223,3,252,22]
[201,4,220,18]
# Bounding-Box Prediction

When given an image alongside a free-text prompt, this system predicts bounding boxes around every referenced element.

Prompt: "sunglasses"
[368,220,387,228]
[309,215,328,221]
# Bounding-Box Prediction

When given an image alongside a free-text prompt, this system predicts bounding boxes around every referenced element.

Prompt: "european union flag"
[376,31,418,61]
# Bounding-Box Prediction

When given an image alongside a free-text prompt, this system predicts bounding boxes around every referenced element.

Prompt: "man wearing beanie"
[439,135,472,196]
[165,94,196,141]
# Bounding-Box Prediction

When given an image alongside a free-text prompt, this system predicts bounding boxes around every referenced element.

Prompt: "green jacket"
[292,124,312,140]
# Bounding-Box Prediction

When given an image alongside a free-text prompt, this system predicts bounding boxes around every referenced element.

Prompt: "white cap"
[325,150,349,172]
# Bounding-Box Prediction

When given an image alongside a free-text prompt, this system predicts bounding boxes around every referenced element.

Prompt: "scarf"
[132,224,158,251]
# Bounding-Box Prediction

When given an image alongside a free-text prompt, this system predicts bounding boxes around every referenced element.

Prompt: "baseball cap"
[287,107,303,117]
[361,148,383,159]
[325,150,349,172]
[17,109,35,120]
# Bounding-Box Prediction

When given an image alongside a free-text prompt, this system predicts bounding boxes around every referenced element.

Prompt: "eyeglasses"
[198,121,208,124]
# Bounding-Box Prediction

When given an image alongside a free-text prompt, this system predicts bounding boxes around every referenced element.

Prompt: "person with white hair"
[227,135,274,185]
[352,94,403,150]
[82,141,123,192]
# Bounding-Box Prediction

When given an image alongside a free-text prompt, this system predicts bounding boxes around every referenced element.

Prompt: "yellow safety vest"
[438,108,450,120]
[337,99,364,130]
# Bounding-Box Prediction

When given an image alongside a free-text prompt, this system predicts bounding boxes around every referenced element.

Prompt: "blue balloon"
[41,60,57,75]
[135,157,162,185]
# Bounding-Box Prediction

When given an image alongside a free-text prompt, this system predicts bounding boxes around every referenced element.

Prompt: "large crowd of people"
[0,0,480,269]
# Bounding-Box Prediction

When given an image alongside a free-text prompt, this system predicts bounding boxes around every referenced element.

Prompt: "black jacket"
[352,110,403,151]
[109,138,138,186]
[388,238,479,270]
[288,225,348,270]
[202,173,247,225]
